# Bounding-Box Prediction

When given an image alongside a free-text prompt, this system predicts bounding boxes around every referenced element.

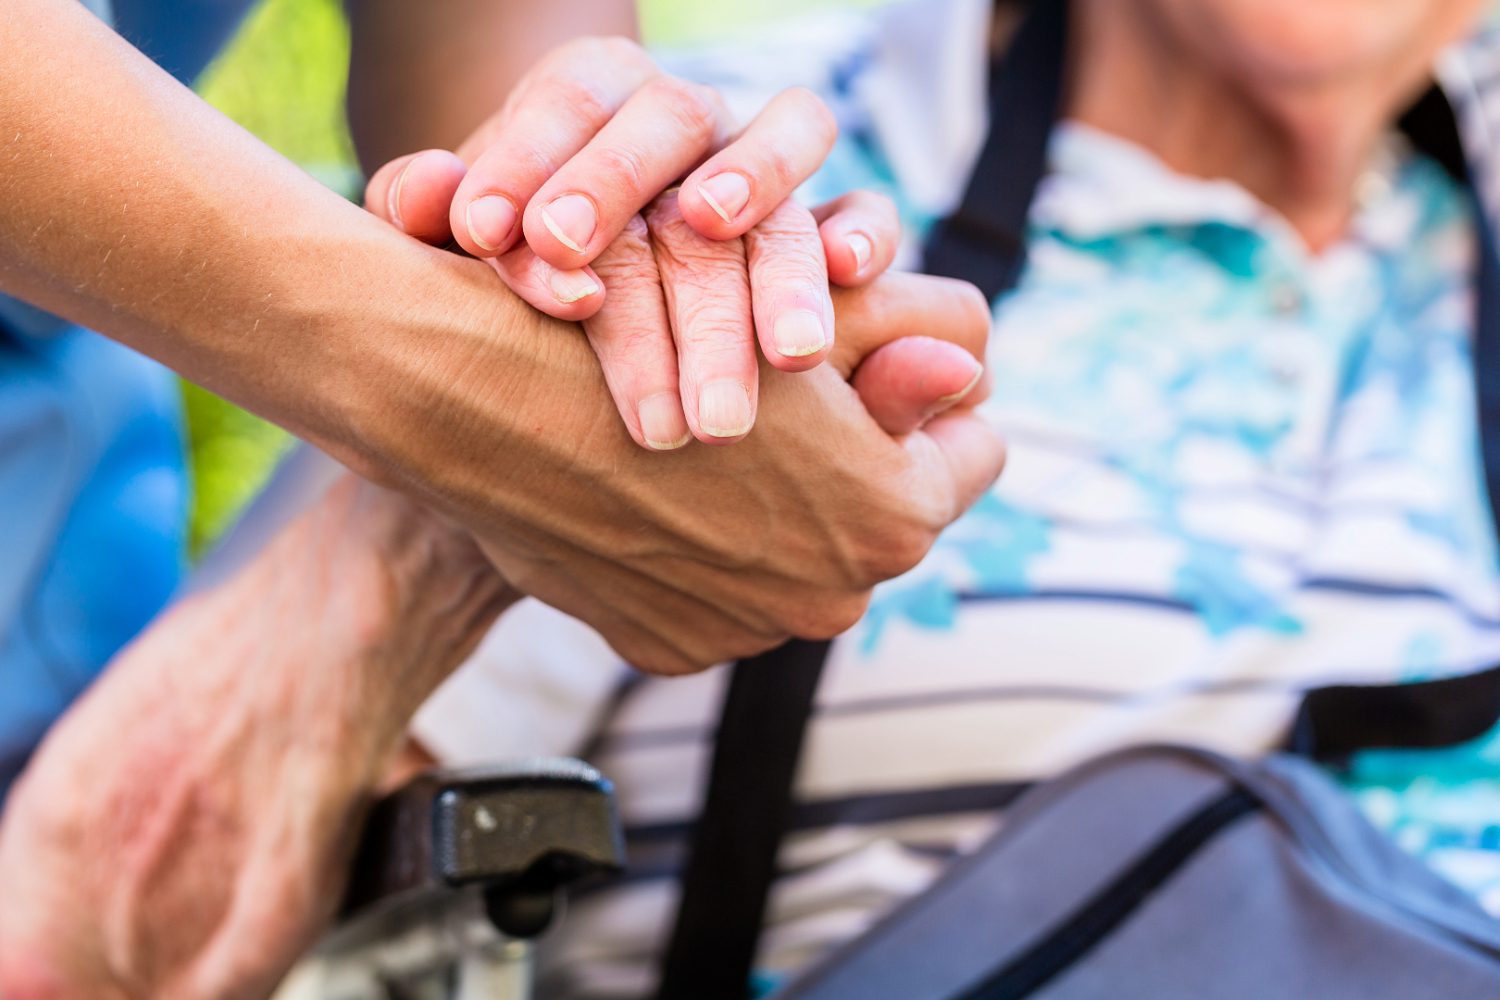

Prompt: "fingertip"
[548,265,605,311]
[966,366,994,409]
[389,150,468,246]
[850,336,985,436]
[824,229,878,286]
[688,378,756,445]
[764,349,831,373]
[680,168,757,240]
[636,391,693,452]
[363,154,413,223]
[489,251,606,321]
[678,183,748,241]
[762,307,832,372]
[815,190,900,285]
[457,193,521,257]
[521,195,606,269]
[822,220,892,286]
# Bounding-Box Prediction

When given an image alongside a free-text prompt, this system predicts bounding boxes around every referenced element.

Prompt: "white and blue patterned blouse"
[412,6,1500,993]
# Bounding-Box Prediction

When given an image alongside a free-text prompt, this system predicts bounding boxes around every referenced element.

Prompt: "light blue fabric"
[0,0,251,801]
[0,324,187,798]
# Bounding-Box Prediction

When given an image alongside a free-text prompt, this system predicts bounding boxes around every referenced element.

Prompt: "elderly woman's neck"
[1064,1,1428,252]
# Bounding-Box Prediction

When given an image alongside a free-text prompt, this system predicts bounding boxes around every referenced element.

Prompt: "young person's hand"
[368,164,902,447]
[0,1,1002,679]
[362,38,902,446]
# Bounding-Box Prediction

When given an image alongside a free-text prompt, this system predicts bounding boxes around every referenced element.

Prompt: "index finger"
[677,87,838,241]
[448,38,659,258]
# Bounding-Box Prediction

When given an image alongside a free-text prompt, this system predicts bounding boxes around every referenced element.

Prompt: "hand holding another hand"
[362,37,909,447]
[348,37,1005,673]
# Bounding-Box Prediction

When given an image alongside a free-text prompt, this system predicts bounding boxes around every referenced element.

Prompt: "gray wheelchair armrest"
[336,758,624,943]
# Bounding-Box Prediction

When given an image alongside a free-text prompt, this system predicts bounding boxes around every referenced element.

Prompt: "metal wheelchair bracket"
[304,757,624,1000]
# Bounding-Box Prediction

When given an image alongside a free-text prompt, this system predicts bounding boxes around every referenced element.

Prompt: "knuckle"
[589,143,651,199]
[848,189,899,227]
[951,279,994,338]
[642,76,719,144]
[552,35,649,75]
[644,190,690,234]
[599,256,662,292]
[858,520,934,582]
[654,222,746,270]
[789,592,870,640]
[567,80,618,129]
[686,333,754,367]
[781,85,838,140]
[507,143,563,187]
[595,35,652,68]
[538,70,617,129]
[761,148,802,192]
[748,240,821,282]
[592,216,657,276]
[755,198,817,237]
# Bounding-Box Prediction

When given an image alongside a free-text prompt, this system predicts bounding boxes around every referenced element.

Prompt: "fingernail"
[698,380,754,438]
[925,362,985,420]
[388,157,414,230]
[638,391,691,451]
[540,194,597,253]
[697,172,751,223]
[548,267,600,304]
[772,309,827,358]
[466,195,517,252]
[847,232,873,273]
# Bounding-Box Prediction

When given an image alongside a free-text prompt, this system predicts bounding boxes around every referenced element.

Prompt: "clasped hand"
[363,36,991,450]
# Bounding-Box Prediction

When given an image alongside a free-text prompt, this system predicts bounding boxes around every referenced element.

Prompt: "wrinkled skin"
[0,480,514,1000]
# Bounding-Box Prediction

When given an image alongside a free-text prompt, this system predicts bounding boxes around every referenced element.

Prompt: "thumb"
[907,407,1008,522]
[852,336,987,435]
[362,149,468,246]
[829,273,990,379]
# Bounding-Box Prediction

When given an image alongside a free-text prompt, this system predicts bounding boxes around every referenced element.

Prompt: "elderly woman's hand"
[0,479,514,1000]
[362,37,906,448]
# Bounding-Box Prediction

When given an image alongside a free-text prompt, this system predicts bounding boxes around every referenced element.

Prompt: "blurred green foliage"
[640,0,884,45]
[185,0,357,556]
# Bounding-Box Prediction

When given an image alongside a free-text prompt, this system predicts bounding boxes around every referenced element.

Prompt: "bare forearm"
[0,481,516,999]
[346,0,638,168]
[0,0,527,467]
[216,480,519,753]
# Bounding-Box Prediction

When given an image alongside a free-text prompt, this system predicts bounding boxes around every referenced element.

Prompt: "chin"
[1147,0,1483,89]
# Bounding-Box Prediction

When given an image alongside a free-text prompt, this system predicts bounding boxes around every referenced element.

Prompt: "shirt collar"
[1030,121,1426,258]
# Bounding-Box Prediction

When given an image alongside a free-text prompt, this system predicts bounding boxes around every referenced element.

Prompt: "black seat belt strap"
[656,639,831,1000]
[922,0,1070,299]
